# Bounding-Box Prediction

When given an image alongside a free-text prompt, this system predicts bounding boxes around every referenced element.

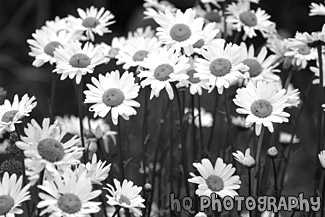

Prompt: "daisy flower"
[289,24,325,49]
[309,2,325,16]
[15,118,83,178]
[176,57,210,95]
[71,6,115,41]
[37,170,101,217]
[27,28,72,67]
[53,41,106,84]
[233,148,255,168]
[239,42,280,82]
[233,81,291,135]
[84,70,141,125]
[116,36,162,70]
[194,39,248,94]
[200,0,225,8]
[188,158,241,198]
[319,150,325,168]
[226,0,274,39]
[127,26,156,39]
[105,179,145,217]
[231,116,251,130]
[0,172,31,217]
[138,47,189,100]
[143,0,176,20]
[0,94,37,132]
[310,58,325,86]
[153,8,205,53]
[101,36,127,60]
[284,44,317,69]
[76,154,111,185]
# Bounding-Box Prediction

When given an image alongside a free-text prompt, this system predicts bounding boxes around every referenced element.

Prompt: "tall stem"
[142,87,149,187]
[191,95,198,160]
[171,83,190,196]
[207,91,219,151]
[254,126,265,197]
[77,80,87,162]
[272,158,279,217]
[117,119,125,180]
[224,89,236,164]
[321,171,325,217]
[197,95,204,154]
[50,73,57,124]
[248,168,253,217]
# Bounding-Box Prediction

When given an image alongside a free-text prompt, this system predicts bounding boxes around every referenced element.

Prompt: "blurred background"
[0,0,325,215]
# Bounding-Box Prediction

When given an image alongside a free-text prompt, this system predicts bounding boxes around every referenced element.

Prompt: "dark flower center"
[242,58,262,77]
[170,24,192,42]
[132,50,149,62]
[187,69,200,83]
[108,48,119,58]
[250,99,273,118]
[58,193,82,214]
[210,58,232,77]
[193,39,205,49]
[0,195,14,215]
[154,64,174,81]
[298,46,311,55]
[69,53,91,68]
[44,41,63,57]
[82,17,100,28]
[204,11,221,23]
[118,195,131,206]
[102,88,125,107]
[206,175,224,191]
[239,11,257,27]
[1,110,19,123]
[37,138,64,162]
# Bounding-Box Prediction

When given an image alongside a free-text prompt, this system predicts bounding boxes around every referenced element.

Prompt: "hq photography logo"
[169,193,321,214]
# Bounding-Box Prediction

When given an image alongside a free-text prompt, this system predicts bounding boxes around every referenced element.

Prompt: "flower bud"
[267,146,278,158]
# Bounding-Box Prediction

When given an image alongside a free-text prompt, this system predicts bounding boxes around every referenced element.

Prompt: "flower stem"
[191,95,198,160]
[224,88,236,165]
[321,171,325,217]
[254,126,265,197]
[171,83,190,197]
[248,168,253,217]
[197,95,204,154]
[208,90,219,152]
[142,87,149,186]
[49,73,57,124]
[77,80,87,162]
[117,119,125,180]
[112,206,121,217]
[272,158,279,217]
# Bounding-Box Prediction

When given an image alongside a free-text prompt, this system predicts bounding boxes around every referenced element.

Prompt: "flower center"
[298,46,311,55]
[242,58,262,77]
[0,195,14,215]
[69,53,91,68]
[154,64,174,81]
[102,88,125,107]
[118,195,131,206]
[170,24,192,42]
[108,48,119,58]
[58,193,82,214]
[37,138,64,162]
[204,11,221,23]
[193,39,205,49]
[250,99,273,118]
[1,110,19,123]
[82,17,100,28]
[132,50,149,62]
[187,69,200,83]
[44,41,62,57]
[210,58,232,77]
[206,175,224,192]
[239,11,257,27]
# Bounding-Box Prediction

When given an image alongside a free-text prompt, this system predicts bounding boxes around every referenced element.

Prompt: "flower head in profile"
[188,158,241,198]
[71,6,115,41]
[233,81,290,135]
[0,172,31,217]
[138,47,189,100]
[0,94,37,132]
[116,36,162,70]
[27,28,72,67]
[195,39,248,94]
[143,0,177,20]
[37,169,101,217]
[239,42,279,82]
[226,0,274,39]
[15,118,83,179]
[184,107,213,128]
[53,41,106,84]
[105,179,145,217]
[319,150,325,169]
[84,70,141,125]
[279,132,300,144]
[76,154,111,185]
[310,58,325,87]
[309,2,325,16]
[153,8,205,53]
[233,148,255,168]
[289,25,325,49]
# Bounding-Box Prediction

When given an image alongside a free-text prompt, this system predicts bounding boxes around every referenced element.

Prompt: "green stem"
[254,126,265,196]
[207,90,219,152]
[191,95,198,160]
[321,171,325,217]
[197,95,204,154]
[248,168,253,217]
[117,119,125,180]
[77,80,87,162]
[272,158,279,217]
[142,87,149,187]
[112,206,121,217]
[49,73,57,124]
